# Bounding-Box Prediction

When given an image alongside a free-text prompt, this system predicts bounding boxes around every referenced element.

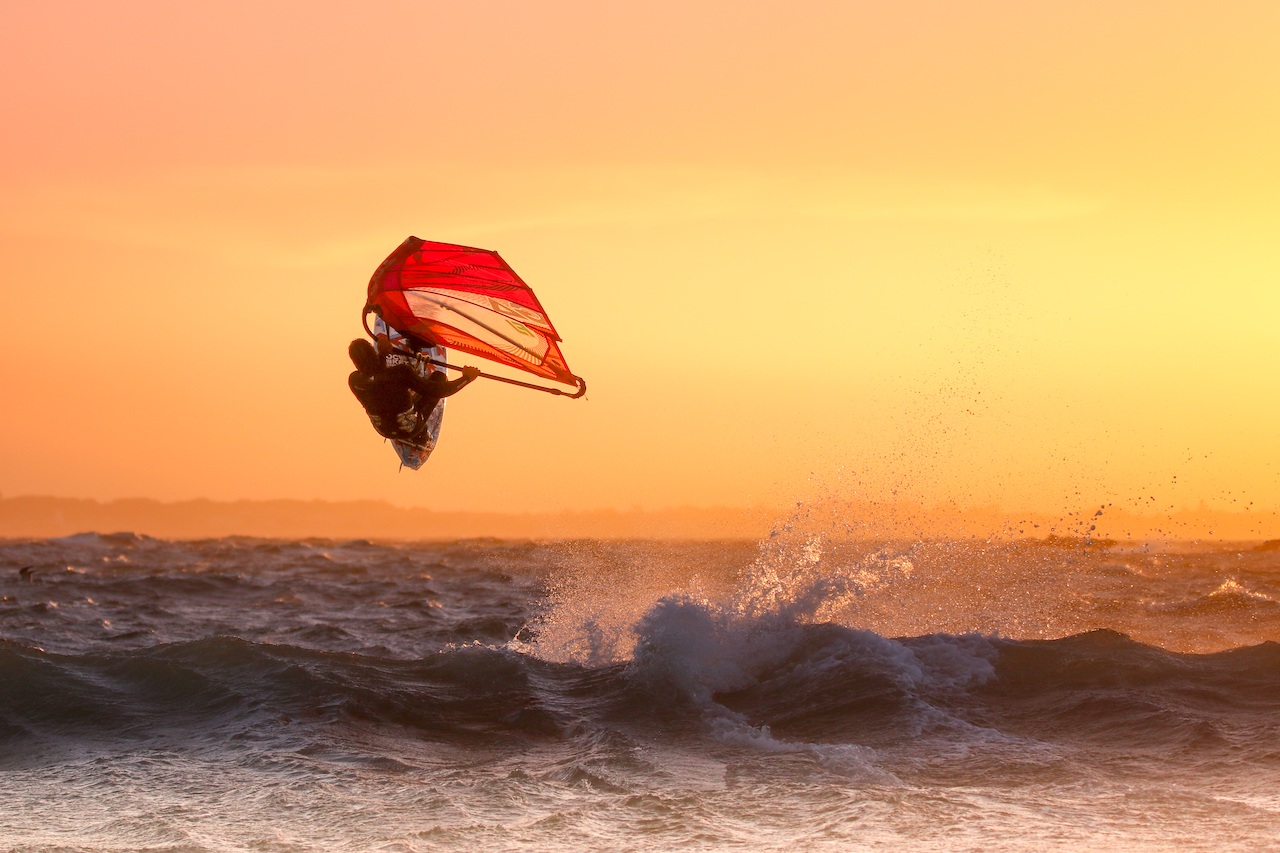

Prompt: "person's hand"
[462,366,481,381]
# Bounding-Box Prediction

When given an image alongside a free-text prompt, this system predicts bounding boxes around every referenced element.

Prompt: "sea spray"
[2,534,1279,851]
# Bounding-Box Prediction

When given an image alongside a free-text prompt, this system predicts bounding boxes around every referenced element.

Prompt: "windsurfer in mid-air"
[353,237,585,468]
[348,338,479,446]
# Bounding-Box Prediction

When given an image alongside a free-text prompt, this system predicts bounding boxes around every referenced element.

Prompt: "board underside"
[373,317,445,471]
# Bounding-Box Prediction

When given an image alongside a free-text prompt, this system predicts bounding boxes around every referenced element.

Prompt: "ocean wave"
[2,622,1278,769]
[1146,578,1280,616]
[4,533,1280,783]
[621,590,1280,753]
[49,531,158,548]
[0,637,582,755]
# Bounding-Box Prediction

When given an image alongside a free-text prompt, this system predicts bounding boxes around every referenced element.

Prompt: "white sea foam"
[1,535,1278,852]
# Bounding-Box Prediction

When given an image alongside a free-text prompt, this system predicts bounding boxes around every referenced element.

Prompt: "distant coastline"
[0,495,778,541]
[1,495,1276,542]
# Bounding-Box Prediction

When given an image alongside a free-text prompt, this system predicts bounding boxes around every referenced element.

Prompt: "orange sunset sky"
[1,1,1277,520]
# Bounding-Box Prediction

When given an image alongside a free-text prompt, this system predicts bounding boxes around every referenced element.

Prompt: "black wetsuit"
[349,354,472,444]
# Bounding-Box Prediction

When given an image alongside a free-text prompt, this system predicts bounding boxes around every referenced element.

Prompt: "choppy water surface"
[2,531,1278,852]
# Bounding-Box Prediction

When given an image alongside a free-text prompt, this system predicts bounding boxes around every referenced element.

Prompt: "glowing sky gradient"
[2,0,1277,516]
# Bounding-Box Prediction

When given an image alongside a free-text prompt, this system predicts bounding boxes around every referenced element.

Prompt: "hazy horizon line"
[2,494,1277,542]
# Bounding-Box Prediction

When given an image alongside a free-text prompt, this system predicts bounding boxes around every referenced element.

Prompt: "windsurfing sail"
[365,237,585,396]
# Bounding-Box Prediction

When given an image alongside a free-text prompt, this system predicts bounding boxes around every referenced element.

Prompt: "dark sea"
[2,529,1279,852]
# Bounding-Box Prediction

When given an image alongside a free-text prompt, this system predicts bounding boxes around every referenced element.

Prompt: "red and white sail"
[366,237,581,390]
